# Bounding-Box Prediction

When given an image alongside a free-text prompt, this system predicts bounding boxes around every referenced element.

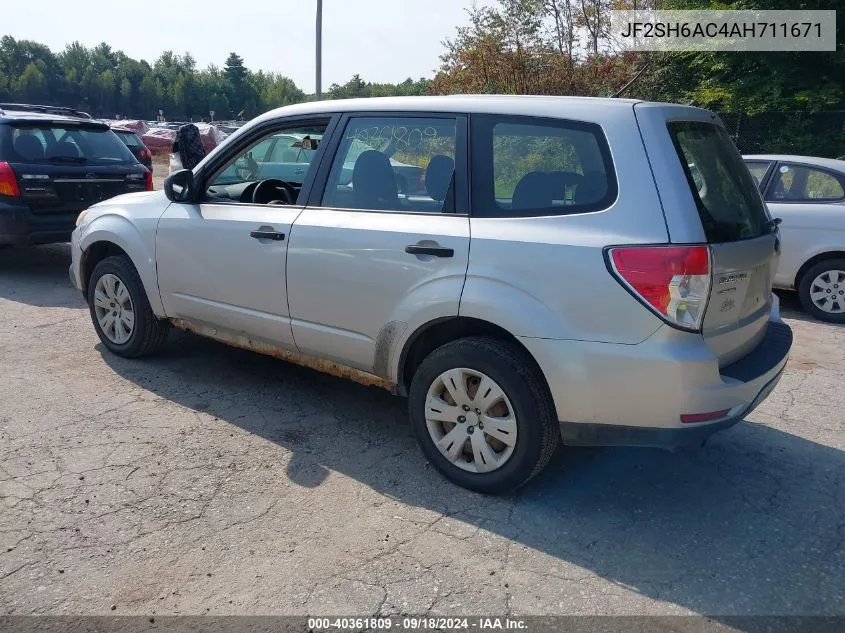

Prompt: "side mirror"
[164,169,195,203]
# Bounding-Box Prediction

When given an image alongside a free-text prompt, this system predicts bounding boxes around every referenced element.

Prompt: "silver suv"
[70,96,792,493]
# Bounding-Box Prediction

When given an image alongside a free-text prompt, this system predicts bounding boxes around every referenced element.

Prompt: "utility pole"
[316,0,323,100]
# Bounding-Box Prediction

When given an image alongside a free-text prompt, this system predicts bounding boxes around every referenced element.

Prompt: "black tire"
[87,255,170,357]
[798,258,845,324]
[408,336,559,494]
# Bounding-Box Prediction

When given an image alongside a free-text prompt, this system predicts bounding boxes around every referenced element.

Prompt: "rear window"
[7,123,137,166]
[668,121,769,242]
[115,131,142,148]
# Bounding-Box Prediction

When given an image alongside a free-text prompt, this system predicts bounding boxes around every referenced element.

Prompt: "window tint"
[470,115,615,217]
[321,117,457,213]
[116,132,143,148]
[767,164,845,201]
[207,125,327,192]
[744,161,771,190]
[668,121,769,243]
[9,124,135,165]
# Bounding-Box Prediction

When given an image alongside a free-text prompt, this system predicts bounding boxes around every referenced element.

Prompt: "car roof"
[0,109,102,125]
[744,154,845,171]
[250,95,682,126]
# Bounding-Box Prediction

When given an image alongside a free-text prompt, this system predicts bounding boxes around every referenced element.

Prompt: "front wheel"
[798,259,845,324]
[87,255,170,357]
[408,336,560,494]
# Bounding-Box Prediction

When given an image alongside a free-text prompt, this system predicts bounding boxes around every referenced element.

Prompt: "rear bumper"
[558,368,785,448]
[0,201,80,245]
[519,302,792,449]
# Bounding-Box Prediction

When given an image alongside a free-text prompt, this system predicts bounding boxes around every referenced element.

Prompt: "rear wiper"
[48,156,87,164]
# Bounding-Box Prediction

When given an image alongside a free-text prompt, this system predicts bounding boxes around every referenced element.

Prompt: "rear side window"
[320,116,457,214]
[8,124,136,165]
[668,121,769,242]
[470,115,616,217]
[116,132,142,148]
[767,163,845,202]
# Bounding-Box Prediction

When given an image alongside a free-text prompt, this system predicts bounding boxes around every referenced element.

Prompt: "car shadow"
[0,244,84,308]
[775,289,844,328]
[98,332,845,621]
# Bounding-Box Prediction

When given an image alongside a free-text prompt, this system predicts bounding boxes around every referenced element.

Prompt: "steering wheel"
[252,179,297,205]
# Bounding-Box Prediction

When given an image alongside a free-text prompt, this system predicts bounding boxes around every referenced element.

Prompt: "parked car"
[0,103,92,119]
[215,132,320,185]
[0,105,152,246]
[743,154,845,323]
[70,97,791,493]
[112,127,153,173]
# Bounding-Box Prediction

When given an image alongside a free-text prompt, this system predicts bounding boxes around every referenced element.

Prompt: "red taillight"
[0,162,21,197]
[140,148,152,161]
[681,409,731,424]
[145,168,153,191]
[608,245,711,331]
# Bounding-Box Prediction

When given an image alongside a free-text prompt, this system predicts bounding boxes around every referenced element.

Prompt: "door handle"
[405,244,454,258]
[250,230,285,241]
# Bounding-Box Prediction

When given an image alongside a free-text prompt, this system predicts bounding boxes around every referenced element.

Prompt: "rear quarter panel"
[461,103,668,344]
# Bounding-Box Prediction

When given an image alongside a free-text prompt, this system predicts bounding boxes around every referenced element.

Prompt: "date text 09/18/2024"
[307,616,528,630]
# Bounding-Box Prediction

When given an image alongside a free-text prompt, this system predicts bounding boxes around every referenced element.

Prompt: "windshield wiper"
[48,156,87,164]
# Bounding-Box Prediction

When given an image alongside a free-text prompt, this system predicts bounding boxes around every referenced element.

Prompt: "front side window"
[470,115,616,218]
[321,116,457,213]
[767,164,845,202]
[205,124,327,202]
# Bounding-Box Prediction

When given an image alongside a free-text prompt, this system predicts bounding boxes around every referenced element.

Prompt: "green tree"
[138,75,161,118]
[643,0,845,113]
[224,52,249,113]
[119,77,133,115]
[14,62,48,102]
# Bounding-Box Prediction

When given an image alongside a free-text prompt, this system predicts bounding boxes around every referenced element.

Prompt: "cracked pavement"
[1,244,844,618]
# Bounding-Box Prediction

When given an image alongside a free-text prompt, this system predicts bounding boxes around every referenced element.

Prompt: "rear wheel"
[87,255,169,357]
[408,336,559,494]
[798,259,845,324]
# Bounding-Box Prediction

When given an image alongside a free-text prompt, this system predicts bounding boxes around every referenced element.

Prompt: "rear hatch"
[634,104,778,367]
[2,119,148,213]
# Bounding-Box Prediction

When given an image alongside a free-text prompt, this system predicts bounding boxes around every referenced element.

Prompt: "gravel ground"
[1,244,843,617]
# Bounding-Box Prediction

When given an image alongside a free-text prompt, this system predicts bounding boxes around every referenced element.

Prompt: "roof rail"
[0,103,93,119]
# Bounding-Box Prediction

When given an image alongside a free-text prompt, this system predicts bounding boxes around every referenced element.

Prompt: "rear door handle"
[250,230,285,241]
[405,244,454,258]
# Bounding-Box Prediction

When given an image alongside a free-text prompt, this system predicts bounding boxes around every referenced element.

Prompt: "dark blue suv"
[0,104,151,246]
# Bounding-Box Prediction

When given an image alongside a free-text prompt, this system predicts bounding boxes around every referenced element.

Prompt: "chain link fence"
[718,111,845,159]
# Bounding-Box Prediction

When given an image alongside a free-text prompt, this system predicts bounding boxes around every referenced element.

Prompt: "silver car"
[70,96,792,493]
[744,154,845,323]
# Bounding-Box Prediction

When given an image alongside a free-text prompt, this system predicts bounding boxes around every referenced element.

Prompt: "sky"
[4,0,485,93]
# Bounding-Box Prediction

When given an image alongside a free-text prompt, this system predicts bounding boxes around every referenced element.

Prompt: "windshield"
[668,121,769,243]
[7,124,137,165]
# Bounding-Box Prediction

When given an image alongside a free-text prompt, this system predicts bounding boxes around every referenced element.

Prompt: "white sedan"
[744,154,845,323]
